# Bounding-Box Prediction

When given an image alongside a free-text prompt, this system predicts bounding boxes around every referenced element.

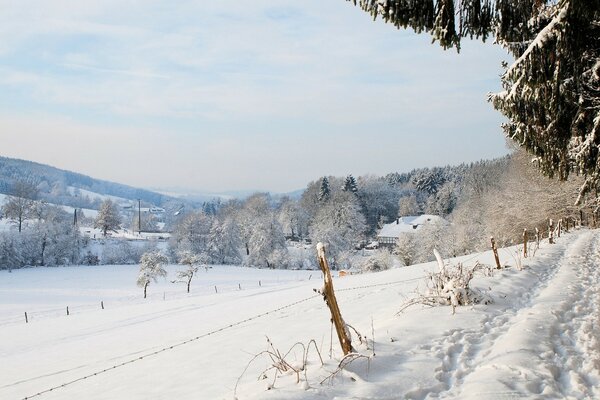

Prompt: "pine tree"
[346,0,600,202]
[318,177,331,202]
[343,174,358,195]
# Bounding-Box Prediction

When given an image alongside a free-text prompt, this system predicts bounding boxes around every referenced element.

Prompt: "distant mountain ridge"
[0,156,176,209]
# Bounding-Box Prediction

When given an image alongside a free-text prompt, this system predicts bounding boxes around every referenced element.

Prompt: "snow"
[67,186,131,206]
[1,229,599,399]
[378,214,447,238]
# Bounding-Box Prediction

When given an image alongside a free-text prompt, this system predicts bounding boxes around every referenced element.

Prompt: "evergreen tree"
[346,0,600,201]
[342,174,359,195]
[318,177,331,202]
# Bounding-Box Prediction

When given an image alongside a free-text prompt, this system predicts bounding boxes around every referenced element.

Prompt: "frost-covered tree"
[208,216,242,264]
[246,218,288,269]
[395,232,417,266]
[310,192,366,267]
[1,181,39,232]
[131,212,159,233]
[398,195,420,217]
[170,211,213,255]
[94,199,121,236]
[175,251,207,293]
[357,176,400,233]
[276,197,309,241]
[137,251,168,298]
[346,1,600,202]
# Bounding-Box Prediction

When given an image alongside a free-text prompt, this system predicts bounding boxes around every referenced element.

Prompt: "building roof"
[377,214,447,239]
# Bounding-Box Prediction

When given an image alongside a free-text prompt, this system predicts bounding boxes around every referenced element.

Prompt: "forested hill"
[0,156,175,209]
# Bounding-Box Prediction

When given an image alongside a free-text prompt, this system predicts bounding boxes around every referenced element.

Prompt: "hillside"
[1,229,598,399]
[0,156,177,209]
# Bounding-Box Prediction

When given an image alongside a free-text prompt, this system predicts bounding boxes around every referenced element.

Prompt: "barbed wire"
[21,294,321,400]
[19,274,433,399]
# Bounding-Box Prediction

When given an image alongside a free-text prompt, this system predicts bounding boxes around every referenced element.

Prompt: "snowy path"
[403,230,600,399]
[1,230,600,399]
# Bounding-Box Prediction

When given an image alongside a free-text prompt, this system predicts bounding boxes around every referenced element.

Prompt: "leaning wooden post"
[523,229,528,258]
[316,243,353,356]
[549,219,554,244]
[490,237,501,269]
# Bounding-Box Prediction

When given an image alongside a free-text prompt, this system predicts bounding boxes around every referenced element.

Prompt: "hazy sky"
[0,1,511,193]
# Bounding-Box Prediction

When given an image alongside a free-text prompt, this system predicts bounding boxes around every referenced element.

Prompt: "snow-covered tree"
[357,176,400,233]
[346,1,600,201]
[398,195,420,217]
[246,218,288,269]
[310,192,366,267]
[342,174,358,195]
[175,251,207,293]
[318,177,331,202]
[170,211,213,255]
[276,197,309,241]
[137,251,168,298]
[395,232,417,266]
[1,181,39,232]
[208,216,242,264]
[131,212,159,233]
[94,199,121,236]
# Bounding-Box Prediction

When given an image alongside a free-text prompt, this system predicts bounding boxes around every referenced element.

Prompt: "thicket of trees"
[0,151,589,271]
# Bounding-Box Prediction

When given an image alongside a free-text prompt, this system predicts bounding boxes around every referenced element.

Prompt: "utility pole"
[138,199,142,235]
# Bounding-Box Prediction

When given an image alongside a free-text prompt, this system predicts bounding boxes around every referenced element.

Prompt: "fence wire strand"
[20,274,429,399]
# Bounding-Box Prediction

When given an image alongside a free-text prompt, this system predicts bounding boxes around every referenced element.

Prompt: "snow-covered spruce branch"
[398,249,492,315]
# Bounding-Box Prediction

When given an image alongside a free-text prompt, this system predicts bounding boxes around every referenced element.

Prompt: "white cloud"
[0,0,511,192]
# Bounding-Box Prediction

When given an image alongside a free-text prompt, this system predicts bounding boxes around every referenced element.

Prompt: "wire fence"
[19,274,430,400]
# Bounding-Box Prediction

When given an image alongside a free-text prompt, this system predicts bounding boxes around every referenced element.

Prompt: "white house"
[376,214,447,248]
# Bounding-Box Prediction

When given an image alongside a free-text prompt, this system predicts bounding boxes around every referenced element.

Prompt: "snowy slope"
[67,186,131,205]
[1,230,599,399]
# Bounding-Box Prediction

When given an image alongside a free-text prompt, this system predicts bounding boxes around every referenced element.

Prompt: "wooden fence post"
[24,312,28,324]
[101,301,104,310]
[491,237,501,269]
[66,306,70,316]
[556,218,562,237]
[523,229,528,258]
[549,219,554,244]
[580,210,584,227]
[316,243,353,356]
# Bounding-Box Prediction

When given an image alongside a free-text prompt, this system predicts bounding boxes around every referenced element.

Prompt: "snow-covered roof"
[377,214,447,238]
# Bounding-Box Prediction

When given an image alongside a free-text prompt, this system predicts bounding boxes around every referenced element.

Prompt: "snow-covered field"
[1,230,599,399]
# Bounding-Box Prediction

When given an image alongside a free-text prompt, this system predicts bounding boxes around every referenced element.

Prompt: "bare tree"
[1,181,39,233]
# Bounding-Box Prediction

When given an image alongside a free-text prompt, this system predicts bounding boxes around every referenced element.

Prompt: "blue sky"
[0,0,510,193]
